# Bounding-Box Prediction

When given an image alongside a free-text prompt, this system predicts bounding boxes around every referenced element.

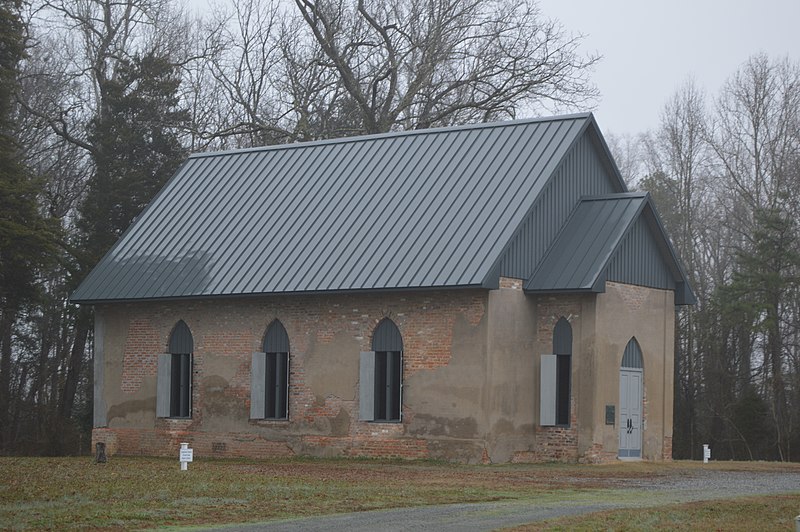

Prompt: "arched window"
[359,319,402,422]
[540,317,572,427]
[251,320,290,420]
[553,318,572,426]
[157,320,193,418]
[621,337,643,369]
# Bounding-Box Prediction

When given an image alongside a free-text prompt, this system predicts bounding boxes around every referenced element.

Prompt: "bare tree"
[606,132,643,188]
[200,0,293,147]
[292,0,599,135]
[637,56,800,461]
[639,79,713,459]
[710,54,800,214]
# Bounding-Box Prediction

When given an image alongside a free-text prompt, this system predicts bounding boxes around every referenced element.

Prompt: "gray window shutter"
[250,352,267,419]
[359,351,376,421]
[540,354,557,426]
[156,354,171,418]
[398,352,403,422]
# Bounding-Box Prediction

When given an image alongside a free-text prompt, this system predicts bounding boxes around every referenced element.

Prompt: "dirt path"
[189,469,800,531]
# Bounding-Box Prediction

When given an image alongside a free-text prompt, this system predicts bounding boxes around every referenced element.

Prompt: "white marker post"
[179,442,193,471]
[702,444,711,464]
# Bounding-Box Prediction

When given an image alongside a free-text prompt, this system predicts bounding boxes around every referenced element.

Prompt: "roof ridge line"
[579,192,649,201]
[189,113,594,159]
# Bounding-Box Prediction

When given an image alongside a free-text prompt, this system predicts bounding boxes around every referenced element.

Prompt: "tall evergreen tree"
[722,206,800,460]
[79,52,190,262]
[0,0,57,451]
[47,52,190,453]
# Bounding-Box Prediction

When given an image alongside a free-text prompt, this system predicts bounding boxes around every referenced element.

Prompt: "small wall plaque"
[605,405,615,425]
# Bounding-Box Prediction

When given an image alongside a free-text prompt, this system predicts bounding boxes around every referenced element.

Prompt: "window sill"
[250,418,290,423]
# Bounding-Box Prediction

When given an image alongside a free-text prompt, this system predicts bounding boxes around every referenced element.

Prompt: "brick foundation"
[93,427,294,458]
[579,443,618,464]
[512,401,580,463]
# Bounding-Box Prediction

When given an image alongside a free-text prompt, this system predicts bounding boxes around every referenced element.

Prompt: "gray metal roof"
[525,192,695,304]
[526,194,646,292]
[72,114,595,303]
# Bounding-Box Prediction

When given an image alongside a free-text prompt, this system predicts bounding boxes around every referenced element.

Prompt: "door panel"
[619,368,643,458]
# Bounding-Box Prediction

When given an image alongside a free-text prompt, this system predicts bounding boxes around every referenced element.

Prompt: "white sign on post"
[179,442,193,471]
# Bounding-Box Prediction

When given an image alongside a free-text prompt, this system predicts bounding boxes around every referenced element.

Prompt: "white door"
[619,368,643,458]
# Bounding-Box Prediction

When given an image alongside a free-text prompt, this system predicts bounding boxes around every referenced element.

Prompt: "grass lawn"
[513,494,800,531]
[1,457,799,530]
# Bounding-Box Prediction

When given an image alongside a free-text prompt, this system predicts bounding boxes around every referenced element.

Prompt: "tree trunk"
[59,309,90,422]
[0,311,14,451]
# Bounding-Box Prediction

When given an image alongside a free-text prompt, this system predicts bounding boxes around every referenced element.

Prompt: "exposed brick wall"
[98,290,485,461]
[513,397,579,463]
[607,281,648,312]
[93,427,294,458]
[529,297,583,462]
[662,436,673,461]
[498,277,523,290]
[120,319,161,394]
[535,295,582,348]
[97,284,674,463]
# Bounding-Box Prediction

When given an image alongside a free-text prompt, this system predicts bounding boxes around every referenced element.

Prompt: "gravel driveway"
[192,469,800,532]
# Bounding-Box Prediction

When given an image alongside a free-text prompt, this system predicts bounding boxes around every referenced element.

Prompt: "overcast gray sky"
[537,0,800,137]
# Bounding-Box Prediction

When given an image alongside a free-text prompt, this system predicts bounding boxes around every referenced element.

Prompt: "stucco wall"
[592,281,675,461]
[93,289,490,462]
[495,282,674,464]
[92,281,676,463]
[483,279,538,462]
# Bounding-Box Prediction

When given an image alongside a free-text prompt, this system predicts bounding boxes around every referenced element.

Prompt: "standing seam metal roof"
[526,194,648,292]
[525,192,696,304]
[71,114,593,303]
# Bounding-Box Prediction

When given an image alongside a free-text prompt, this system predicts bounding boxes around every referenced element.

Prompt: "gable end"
[495,125,626,281]
[606,215,675,291]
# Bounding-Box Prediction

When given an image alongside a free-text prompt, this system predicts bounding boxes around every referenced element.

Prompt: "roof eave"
[70,282,492,305]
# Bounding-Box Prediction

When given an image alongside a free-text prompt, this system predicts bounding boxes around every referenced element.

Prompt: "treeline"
[0,0,597,454]
[620,55,800,460]
[1,0,797,462]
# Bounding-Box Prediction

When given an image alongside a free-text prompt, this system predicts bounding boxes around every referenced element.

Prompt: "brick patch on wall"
[120,319,161,394]
[528,298,582,461]
[536,295,582,347]
[607,281,649,312]
[511,397,580,463]
[498,277,523,290]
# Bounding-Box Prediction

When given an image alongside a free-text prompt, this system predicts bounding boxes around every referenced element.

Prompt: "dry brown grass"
[1,457,798,530]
